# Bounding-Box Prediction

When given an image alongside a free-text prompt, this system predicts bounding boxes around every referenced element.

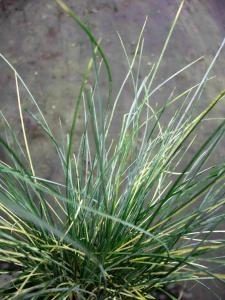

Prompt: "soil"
[0,0,225,299]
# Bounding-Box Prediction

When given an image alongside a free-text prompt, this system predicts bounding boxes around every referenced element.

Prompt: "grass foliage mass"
[0,1,225,299]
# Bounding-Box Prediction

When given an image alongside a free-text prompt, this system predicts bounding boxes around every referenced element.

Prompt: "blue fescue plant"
[0,0,225,299]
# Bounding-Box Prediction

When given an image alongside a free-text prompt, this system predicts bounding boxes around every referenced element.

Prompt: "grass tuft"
[0,1,225,299]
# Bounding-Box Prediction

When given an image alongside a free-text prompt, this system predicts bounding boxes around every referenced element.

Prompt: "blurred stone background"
[0,0,225,298]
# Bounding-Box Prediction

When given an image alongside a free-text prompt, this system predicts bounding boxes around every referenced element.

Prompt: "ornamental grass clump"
[0,0,225,299]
